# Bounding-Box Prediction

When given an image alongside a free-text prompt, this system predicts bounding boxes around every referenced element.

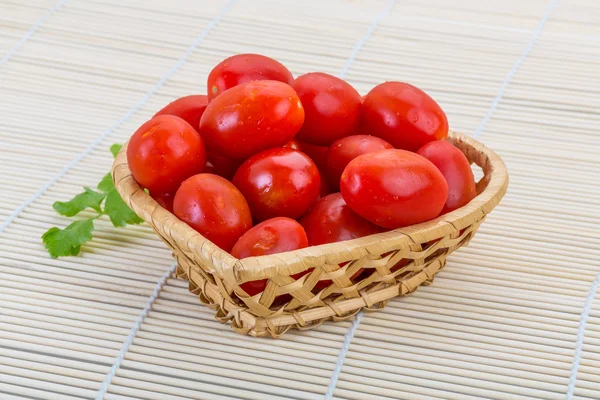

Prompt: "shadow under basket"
[113,131,508,338]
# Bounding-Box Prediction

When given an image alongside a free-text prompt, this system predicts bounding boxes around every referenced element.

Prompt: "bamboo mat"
[1,0,599,399]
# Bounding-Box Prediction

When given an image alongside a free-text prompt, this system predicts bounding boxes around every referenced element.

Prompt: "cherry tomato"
[298,141,328,170]
[173,174,252,251]
[199,80,305,159]
[204,151,243,180]
[362,82,448,151]
[301,193,383,245]
[325,135,393,190]
[318,170,332,198]
[232,217,308,296]
[207,54,294,101]
[417,140,476,213]
[340,149,448,228]
[292,72,361,145]
[233,148,320,221]
[283,139,302,151]
[127,115,206,194]
[300,193,382,288]
[151,191,174,213]
[154,95,208,132]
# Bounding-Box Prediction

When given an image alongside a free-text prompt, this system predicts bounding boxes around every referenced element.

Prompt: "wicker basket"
[112,131,508,338]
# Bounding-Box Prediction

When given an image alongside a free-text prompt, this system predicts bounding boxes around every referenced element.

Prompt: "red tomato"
[154,95,208,132]
[233,148,320,221]
[417,140,476,213]
[300,193,383,288]
[232,217,308,296]
[325,135,393,190]
[362,82,448,151]
[298,141,328,170]
[151,191,174,213]
[292,72,361,145]
[127,115,206,194]
[207,54,294,101]
[283,139,302,151]
[204,151,243,180]
[318,170,332,198]
[199,80,305,159]
[340,149,448,228]
[301,193,382,245]
[173,174,252,251]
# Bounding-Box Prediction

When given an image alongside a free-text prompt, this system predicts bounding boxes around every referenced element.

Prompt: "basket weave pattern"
[113,132,508,338]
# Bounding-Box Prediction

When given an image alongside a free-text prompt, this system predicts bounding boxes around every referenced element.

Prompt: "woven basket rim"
[112,131,508,284]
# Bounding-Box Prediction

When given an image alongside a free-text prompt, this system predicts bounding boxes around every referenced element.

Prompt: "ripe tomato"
[283,139,302,151]
[204,151,243,180]
[297,141,328,171]
[340,149,448,228]
[318,170,332,198]
[173,174,252,251]
[301,193,383,245]
[199,80,305,159]
[300,193,382,288]
[154,95,208,132]
[325,135,393,190]
[151,191,174,213]
[231,217,308,296]
[292,72,361,145]
[417,140,476,213]
[233,148,320,221]
[127,115,206,194]
[362,82,448,151]
[207,54,294,101]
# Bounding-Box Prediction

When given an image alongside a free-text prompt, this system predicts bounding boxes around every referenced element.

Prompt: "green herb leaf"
[97,173,114,193]
[42,219,95,258]
[52,187,105,217]
[110,143,123,158]
[104,188,143,227]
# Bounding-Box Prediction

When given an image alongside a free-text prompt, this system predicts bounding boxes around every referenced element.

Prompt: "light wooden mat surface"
[1,0,599,399]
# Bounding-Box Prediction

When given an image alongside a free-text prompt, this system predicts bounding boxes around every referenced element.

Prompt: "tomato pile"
[127,54,477,296]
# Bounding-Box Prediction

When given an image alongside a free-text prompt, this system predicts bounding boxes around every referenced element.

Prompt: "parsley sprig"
[42,144,143,258]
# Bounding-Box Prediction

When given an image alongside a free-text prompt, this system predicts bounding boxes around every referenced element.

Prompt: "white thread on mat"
[0,0,68,66]
[326,0,557,396]
[338,0,396,80]
[0,0,237,234]
[567,273,600,400]
[325,311,363,400]
[326,1,396,397]
[95,262,177,400]
[473,0,557,139]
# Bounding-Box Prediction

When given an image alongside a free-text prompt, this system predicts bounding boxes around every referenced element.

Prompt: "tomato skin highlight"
[325,135,393,190]
[362,82,448,151]
[233,148,320,222]
[297,141,328,171]
[292,72,362,146]
[127,115,206,194]
[154,95,208,132]
[417,140,477,213]
[300,193,382,287]
[199,80,305,159]
[340,149,448,229]
[231,217,308,296]
[207,54,294,101]
[173,174,252,252]
[283,139,302,151]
